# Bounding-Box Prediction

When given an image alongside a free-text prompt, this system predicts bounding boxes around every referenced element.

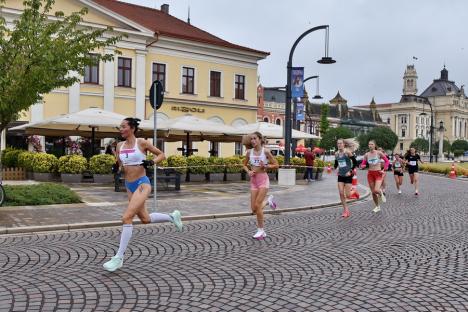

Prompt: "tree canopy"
[410,138,429,153]
[0,0,121,134]
[319,126,353,151]
[365,127,398,151]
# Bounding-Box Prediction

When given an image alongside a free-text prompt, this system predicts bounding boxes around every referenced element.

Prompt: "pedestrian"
[392,153,404,194]
[334,138,358,218]
[103,117,183,272]
[304,147,315,182]
[404,147,423,195]
[360,140,390,213]
[242,132,279,240]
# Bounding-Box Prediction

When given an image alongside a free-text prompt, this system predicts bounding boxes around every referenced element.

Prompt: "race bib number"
[338,159,347,168]
[409,161,417,166]
[394,162,401,168]
[368,157,380,165]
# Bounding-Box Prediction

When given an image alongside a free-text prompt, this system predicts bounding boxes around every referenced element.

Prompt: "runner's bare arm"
[141,139,165,164]
[243,150,251,173]
[264,149,279,170]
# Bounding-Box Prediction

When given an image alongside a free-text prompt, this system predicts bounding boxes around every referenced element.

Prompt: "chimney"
[161,4,169,14]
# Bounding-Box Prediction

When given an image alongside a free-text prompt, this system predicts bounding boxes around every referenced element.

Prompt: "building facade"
[2,0,268,157]
[373,65,468,153]
[257,86,285,126]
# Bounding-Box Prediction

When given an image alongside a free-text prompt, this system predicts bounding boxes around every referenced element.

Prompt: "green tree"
[0,0,121,143]
[366,127,398,151]
[356,133,370,154]
[433,139,451,155]
[319,127,353,151]
[319,104,329,137]
[450,139,468,153]
[410,138,429,153]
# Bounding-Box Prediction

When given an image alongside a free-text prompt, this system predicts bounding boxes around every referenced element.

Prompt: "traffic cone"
[449,162,457,179]
[327,162,332,174]
[348,169,360,199]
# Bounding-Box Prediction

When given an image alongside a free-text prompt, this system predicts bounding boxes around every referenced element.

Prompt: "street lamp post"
[285,25,335,165]
[420,98,434,163]
[438,120,445,161]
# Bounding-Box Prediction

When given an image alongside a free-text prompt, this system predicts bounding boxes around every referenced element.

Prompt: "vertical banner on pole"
[291,67,304,98]
[296,102,304,121]
[149,80,164,211]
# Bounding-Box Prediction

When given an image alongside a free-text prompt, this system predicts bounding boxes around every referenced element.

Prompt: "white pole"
[153,88,158,211]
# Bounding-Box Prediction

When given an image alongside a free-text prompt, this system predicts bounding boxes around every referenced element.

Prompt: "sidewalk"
[0,174,369,234]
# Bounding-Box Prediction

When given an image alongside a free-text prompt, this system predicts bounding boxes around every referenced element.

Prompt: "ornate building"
[371,65,468,153]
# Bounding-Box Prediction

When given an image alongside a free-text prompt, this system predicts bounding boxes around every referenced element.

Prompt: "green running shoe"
[171,210,183,231]
[103,255,123,272]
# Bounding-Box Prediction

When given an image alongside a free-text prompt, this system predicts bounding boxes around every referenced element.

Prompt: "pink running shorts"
[250,172,270,190]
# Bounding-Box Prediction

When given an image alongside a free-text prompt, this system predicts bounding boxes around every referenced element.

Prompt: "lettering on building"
[171,106,205,113]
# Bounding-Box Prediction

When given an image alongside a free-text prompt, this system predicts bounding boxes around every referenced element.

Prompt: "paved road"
[0,173,467,311]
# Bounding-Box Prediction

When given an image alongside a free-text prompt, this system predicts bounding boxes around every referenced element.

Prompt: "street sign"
[149,80,164,110]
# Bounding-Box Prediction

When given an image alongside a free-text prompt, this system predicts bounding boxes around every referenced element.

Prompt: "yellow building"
[2,0,269,157]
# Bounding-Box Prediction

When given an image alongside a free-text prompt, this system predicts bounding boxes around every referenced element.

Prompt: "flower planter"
[208,173,224,182]
[296,172,306,180]
[93,174,114,184]
[60,173,82,183]
[226,173,242,181]
[189,173,206,182]
[33,172,53,182]
[26,171,34,180]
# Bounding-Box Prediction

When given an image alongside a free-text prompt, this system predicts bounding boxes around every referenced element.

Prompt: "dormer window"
[432,87,437,92]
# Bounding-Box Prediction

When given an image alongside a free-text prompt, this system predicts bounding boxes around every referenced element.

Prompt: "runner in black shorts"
[392,153,404,194]
[334,138,358,218]
[404,147,423,195]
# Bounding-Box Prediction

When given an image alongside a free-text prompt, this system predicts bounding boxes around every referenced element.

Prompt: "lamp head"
[317,56,336,64]
[313,95,323,99]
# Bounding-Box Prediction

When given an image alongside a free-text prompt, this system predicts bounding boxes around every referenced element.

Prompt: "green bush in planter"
[58,155,87,174]
[314,159,326,172]
[224,156,243,173]
[167,155,187,174]
[187,155,209,174]
[89,154,115,174]
[32,153,58,173]
[2,148,24,168]
[291,157,306,173]
[208,157,225,174]
[18,151,36,171]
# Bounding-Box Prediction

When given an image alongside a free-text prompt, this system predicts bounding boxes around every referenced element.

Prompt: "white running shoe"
[267,195,277,210]
[103,255,123,272]
[253,229,266,240]
[380,191,387,203]
[398,189,402,194]
[373,205,381,213]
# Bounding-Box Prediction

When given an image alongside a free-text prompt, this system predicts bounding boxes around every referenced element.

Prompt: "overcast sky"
[123,0,468,106]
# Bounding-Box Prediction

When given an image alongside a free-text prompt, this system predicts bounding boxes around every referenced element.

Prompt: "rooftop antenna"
[187,6,191,24]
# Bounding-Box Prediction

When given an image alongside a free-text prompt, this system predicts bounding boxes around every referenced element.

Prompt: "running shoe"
[253,229,266,240]
[398,190,402,194]
[373,205,381,213]
[380,191,387,203]
[341,210,350,218]
[415,190,419,196]
[267,195,277,210]
[170,210,183,231]
[103,256,123,272]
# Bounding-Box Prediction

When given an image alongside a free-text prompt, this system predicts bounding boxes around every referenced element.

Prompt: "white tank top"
[249,148,268,167]
[119,139,147,166]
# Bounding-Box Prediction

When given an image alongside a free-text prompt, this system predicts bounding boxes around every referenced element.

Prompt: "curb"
[418,171,468,181]
[1,185,371,236]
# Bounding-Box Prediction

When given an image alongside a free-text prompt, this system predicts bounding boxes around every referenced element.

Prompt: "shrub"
[186,155,209,174]
[17,151,36,171]
[58,155,87,174]
[208,157,225,174]
[167,155,187,174]
[314,158,326,172]
[2,148,24,168]
[3,183,81,206]
[224,156,243,173]
[89,154,115,174]
[291,157,306,173]
[275,155,284,167]
[32,153,58,173]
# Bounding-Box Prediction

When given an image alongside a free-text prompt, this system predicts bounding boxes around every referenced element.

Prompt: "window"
[387,117,390,124]
[210,71,221,97]
[152,63,166,89]
[235,74,245,100]
[182,67,195,94]
[118,57,132,87]
[276,118,281,125]
[209,141,219,157]
[400,143,403,151]
[401,128,406,138]
[263,117,269,123]
[84,54,99,84]
[235,142,243,156]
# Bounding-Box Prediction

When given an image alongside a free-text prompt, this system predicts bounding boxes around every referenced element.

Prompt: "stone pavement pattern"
[0,173,467,311]
[0,175,349,228]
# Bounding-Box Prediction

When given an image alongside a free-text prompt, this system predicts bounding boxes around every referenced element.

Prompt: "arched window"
[276,118,281,125]
[263,117,269,123]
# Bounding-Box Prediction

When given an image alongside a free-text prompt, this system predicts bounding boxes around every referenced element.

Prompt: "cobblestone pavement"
[0,175,352,228]
[0,173,467,311]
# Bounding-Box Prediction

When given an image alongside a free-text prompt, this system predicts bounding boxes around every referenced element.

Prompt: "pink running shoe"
[267,195,277,210]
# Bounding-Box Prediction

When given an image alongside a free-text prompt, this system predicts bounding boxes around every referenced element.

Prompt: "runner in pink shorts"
[242,132,279,240]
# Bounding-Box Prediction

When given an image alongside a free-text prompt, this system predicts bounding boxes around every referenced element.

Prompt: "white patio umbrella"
[234,122,320,139]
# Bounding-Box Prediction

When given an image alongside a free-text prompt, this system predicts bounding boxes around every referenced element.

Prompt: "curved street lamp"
[285,25,336,165]
[419,97,434,162]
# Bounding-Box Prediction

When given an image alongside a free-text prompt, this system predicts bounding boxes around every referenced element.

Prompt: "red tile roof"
[92,0,269,55]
